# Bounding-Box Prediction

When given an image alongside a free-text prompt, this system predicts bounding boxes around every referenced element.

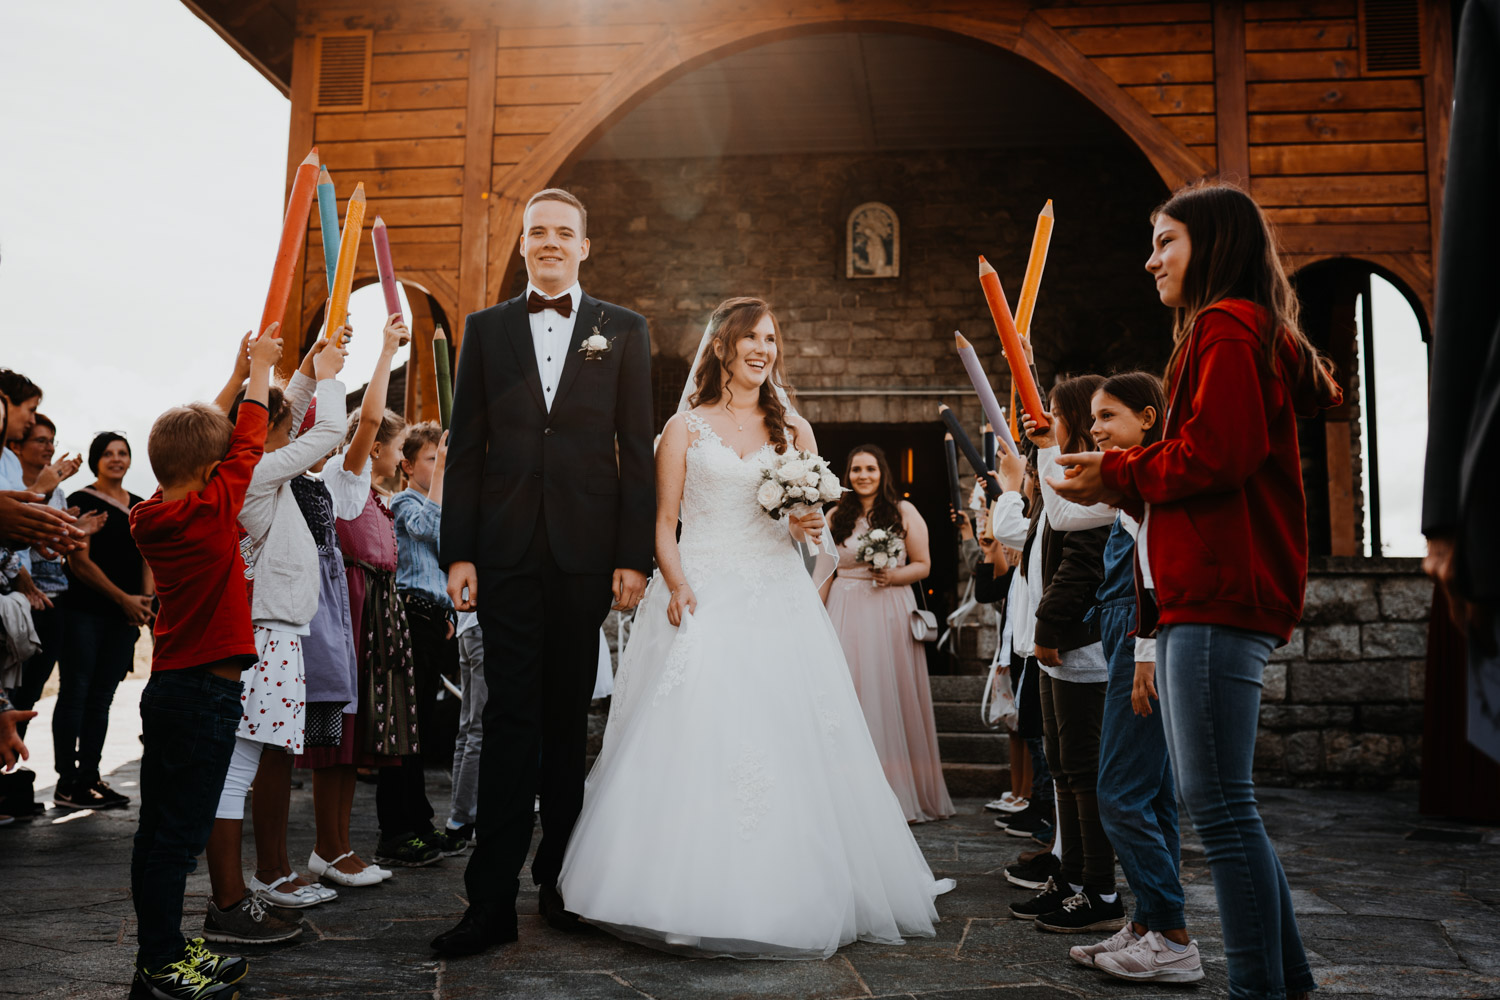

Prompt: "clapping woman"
[823,445,953,823]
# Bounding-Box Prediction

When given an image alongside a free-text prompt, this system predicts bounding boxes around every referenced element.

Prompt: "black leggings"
[1039,671,1115,893]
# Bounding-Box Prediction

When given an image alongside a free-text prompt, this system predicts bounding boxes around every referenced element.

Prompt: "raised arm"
[344,315,408,474]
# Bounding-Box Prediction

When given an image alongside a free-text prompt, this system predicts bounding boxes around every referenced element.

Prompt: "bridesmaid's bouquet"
[854,527,905,572]
[756,449,844,520]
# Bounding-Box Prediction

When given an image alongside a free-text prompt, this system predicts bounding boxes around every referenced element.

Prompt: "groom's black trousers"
[465,513,613,918]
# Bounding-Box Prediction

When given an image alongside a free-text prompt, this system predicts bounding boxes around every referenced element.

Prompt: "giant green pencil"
[433,324,454,429]
[316,165,340,292]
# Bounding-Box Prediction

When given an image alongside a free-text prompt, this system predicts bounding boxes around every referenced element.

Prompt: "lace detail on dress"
[813,690,842,750]
[676,409,802,609]
[730,742,774,840]
[653,617,698,706]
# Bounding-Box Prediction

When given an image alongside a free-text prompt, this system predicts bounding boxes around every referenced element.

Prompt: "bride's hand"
[789,508,826,546]
[667,582,697,627]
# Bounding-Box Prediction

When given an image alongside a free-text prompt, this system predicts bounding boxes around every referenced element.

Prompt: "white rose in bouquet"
[778,460,810,484]
[872,551,889,568]
[802,471,820,487]
[819,472,841,499]
[757,478,784,510]
[868,528,888,542]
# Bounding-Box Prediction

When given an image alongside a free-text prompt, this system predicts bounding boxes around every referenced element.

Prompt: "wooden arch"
[477,10,1212,323]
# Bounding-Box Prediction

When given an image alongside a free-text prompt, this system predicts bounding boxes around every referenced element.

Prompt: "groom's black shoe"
[539,885,586,933]
[430,908,518,956]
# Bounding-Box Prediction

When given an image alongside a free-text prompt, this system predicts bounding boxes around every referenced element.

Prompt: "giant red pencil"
[978,256,1049,431]
[258,146,319,340]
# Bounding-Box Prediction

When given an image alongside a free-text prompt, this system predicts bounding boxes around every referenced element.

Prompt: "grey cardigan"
[239,372,347,629]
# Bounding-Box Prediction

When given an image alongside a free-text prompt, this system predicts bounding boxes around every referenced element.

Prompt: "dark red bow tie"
[527,291,573,318]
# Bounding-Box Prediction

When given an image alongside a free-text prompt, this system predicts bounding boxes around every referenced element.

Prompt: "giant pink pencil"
[371,217,404,323]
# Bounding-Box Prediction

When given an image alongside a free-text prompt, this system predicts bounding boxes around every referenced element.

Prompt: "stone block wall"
[1255,557,1431,789]
[950,556,1433,790]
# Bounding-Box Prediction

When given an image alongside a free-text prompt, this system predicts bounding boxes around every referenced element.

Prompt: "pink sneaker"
[1069,924,1139,967]
[1094,930,1205,983]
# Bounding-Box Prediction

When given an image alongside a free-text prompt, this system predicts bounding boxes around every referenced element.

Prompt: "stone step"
[930,675,988,702]
[939,731,1009,764]
[943,761,1008,798]
[933,701,1003,734]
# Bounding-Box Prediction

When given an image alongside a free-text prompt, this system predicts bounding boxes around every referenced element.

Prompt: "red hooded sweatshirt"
[130,401,267,671]
[1100,299,1341,644]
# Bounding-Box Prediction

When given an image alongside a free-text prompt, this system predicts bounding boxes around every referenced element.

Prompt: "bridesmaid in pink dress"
[823,445,955,823]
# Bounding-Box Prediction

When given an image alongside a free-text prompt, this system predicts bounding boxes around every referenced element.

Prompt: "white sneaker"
[1094,931,1205,983]
[983,793,1029,813]
[1069,924,1139,967]
[308,850,389,887]
[251,874,327,909]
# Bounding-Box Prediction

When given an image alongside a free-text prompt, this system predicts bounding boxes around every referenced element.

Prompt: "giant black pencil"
[943,433,966,517]
[939,404,1001,501]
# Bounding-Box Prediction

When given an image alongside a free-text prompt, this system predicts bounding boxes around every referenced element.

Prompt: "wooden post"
[456,28,498,354]
[1423,0,1454,278]
[1212,0,1249,187]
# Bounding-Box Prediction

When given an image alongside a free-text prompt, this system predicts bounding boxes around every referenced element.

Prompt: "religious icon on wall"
[847,202,899,279]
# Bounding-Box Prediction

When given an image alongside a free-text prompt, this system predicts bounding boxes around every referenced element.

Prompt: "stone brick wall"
[949,556,1432,790]
[546,145,1174,430]
[1255,556,1431,789]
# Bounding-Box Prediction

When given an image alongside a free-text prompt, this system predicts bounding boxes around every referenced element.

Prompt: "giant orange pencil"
[1014,200,1053,339]
[257,146,319,340]
[325,182,366,345]
[978,256,1049,431]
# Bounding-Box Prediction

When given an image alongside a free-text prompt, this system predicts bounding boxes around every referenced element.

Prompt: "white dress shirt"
[527,281,582,412]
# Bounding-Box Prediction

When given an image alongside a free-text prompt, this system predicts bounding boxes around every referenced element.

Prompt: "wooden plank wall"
[289,0,1445,348]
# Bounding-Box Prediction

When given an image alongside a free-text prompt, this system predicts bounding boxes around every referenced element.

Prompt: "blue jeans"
[1158,623,1315,999]
[132,668,243,969]
[54,608,137,785]
[1097,600,1183,930]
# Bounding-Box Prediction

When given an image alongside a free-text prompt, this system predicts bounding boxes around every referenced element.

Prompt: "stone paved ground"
[2,763,1497,1000]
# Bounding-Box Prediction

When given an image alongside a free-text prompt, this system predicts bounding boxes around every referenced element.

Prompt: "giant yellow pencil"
[1014,199,1053,339]
[325,182,366,345]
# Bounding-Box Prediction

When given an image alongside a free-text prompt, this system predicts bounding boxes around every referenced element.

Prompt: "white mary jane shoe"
[290,872,338,903]
[251,873,328,908]
[309,850,389,887]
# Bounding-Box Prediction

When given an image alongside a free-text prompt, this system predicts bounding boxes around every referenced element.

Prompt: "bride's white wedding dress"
[557,412,954,959]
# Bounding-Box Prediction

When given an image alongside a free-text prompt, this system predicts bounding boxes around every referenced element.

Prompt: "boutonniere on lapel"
[578,313,614,361]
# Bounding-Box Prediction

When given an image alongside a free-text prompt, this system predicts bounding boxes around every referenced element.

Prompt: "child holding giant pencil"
[1049,182,1340,994]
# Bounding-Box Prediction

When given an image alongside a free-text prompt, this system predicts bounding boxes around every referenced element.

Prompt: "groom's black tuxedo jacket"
[440,290,655,575]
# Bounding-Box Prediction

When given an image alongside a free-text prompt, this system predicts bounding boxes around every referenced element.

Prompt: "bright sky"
[0,1,1427,552]
[0,0,402,500]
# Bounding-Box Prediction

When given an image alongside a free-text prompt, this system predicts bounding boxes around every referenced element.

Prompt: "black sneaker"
[1003,802,1052,839]
[53,779,111,810]
[183,938,248,985]
[375,833,442,867]
[134,956,239,999]
[420,827,469,857]
[1005,851,1061,889]
[992,813,1011,830]
[1036,889,1129,934]
[91,779,131,809]
[1009,876,1072,920]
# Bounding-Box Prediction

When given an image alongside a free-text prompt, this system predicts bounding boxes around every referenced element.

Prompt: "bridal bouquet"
[854,527,905,571]
[756,449,844,520]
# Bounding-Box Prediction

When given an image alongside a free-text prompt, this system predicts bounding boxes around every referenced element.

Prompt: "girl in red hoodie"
[1050,182,1339,1000]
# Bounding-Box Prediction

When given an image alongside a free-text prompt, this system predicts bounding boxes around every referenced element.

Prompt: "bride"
[556,297,954,959]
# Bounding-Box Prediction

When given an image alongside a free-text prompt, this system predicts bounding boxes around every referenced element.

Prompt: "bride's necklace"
[723,401,757,432]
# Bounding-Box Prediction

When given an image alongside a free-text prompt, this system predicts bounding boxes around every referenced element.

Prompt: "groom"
[434,188,655,955]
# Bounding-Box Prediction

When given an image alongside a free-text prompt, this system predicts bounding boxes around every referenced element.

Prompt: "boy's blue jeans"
[132,667,243,969]
[1097,600,1184,930]
[1158,623,1316,1000]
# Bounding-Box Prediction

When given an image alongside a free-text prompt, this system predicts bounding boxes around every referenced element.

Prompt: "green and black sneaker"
[184,937,248,985]
[134,956,239,1000]
[374,832,442,867]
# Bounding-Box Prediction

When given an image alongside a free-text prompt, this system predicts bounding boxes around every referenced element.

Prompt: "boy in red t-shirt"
[127,329,282,1000]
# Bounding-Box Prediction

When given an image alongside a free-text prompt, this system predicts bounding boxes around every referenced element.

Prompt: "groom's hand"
[447,561,478,612]
[612,568,647,612]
